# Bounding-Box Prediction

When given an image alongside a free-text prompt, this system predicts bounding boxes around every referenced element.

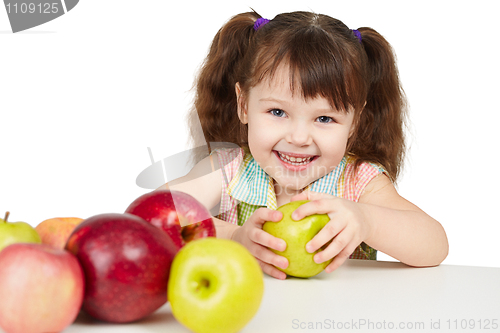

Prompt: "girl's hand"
[291,191,373,273]
[231,208,289,280]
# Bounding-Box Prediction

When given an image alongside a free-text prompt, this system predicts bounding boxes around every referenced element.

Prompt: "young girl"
[159,10,448,280]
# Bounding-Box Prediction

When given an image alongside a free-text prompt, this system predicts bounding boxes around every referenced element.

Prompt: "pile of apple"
[0,190,264,333]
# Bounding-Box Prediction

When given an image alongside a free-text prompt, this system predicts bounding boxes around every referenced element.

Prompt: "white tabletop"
[3,260,500,333]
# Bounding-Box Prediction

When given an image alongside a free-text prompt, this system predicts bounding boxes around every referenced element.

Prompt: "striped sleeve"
[213,148,244,225]
[343,160,386,202]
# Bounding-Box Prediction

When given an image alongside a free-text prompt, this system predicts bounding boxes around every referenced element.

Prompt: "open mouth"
[275,151,318,166]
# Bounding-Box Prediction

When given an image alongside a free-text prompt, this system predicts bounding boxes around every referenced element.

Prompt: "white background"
[1,1,499,268]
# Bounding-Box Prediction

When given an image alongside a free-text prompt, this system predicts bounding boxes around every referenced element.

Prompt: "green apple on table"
[263,200,332,278]
[168,238,264,333]
[0,212,41,252]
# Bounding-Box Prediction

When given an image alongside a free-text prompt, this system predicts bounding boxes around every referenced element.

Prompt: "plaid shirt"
[214,148,385,260]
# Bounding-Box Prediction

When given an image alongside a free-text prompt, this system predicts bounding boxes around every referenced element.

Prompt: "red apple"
[65,213,178,323]
[125,189,216,251]
[0,243,84,333]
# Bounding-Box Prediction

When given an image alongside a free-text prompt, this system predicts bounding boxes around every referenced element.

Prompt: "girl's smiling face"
[237,65,356,197]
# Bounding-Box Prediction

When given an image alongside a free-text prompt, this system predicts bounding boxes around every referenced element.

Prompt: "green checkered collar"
[227,153,348,208]
[227,154,273,208]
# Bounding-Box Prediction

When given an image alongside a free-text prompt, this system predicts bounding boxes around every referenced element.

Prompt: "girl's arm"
[157,154,222,225]
[292,174,449,271]
[359,174,449,266]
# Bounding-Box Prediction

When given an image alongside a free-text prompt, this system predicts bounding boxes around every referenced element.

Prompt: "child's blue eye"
[317,116,334,123]
[270,109,286,117]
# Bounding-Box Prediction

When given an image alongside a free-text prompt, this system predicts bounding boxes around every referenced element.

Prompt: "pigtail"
[349,28,407,183]
[188,11,261,156]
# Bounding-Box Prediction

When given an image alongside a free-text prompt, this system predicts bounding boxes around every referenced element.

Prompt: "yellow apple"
[0,212,41,252]
[263,200,332,278]
[35,217,84,249]
[168,238,264,333]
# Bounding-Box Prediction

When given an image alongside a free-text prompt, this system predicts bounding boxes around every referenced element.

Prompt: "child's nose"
[285,122,313,146]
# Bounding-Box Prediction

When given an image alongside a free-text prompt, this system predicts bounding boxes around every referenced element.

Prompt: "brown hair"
[189,11,407,182]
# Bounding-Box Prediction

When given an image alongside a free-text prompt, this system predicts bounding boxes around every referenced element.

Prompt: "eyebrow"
[259,97,342,115]
[259,97,288,104]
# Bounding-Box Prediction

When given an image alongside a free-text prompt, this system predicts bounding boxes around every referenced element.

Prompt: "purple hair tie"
[254,17,270,31]
[352,29,362,43]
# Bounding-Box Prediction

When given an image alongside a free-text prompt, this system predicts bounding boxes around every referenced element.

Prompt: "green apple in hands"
[0,212,41,252]
[168,238,264,333]
[263,200,332,278]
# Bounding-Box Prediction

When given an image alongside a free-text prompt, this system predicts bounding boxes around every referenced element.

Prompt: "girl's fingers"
[251,242,289,270]
[257,259,287,280]
[249,207,283,227]
[247,208,286,252]
[249,228,286,252]
[306,218,346,254]
[313,228,354,264]
[324,242,359,273]
[291,190,331,203]
[291,197,335,221]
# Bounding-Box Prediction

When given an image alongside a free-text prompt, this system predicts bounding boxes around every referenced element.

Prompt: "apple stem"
[196,278,210,292]
[3,211,9,223]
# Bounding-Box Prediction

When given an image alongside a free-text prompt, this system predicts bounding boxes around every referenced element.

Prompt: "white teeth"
[278,152,313,166]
